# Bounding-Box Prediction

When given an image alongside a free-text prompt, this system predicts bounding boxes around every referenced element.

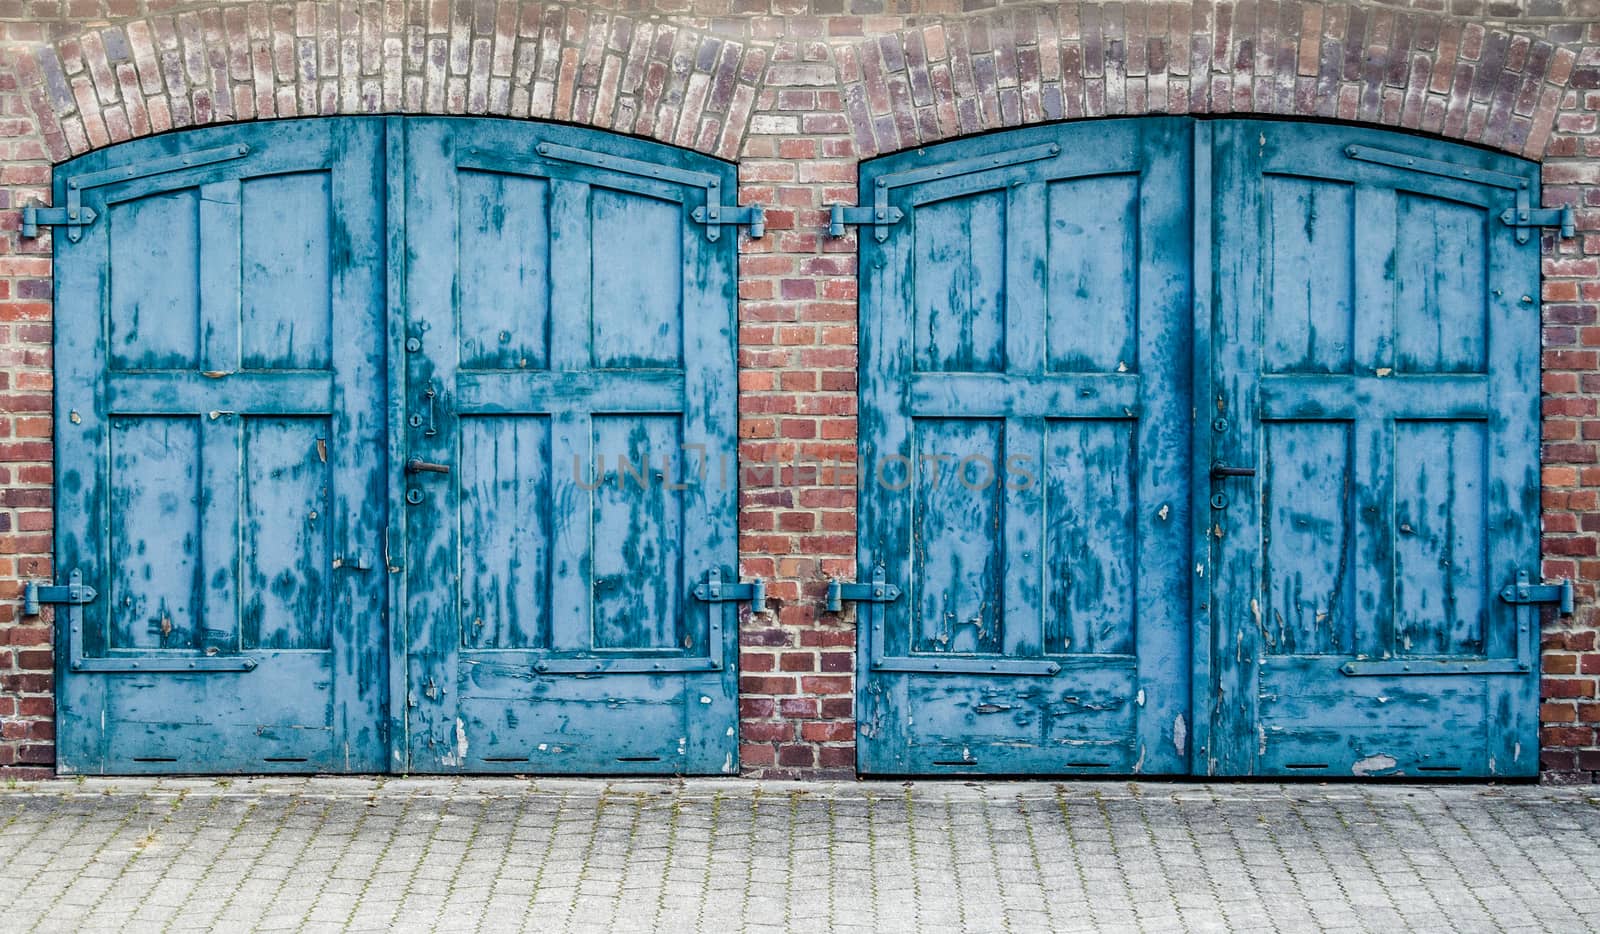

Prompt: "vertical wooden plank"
[1206,119,1265,776]
[198,179,241,374]
[53,153,112,771]
[400,118,467,768]
[678,155,739,772]
[199,414,241,652]
[856,164,917,772]
[546,179,594,655]
[1002,181,1046,659]
[1131,117,1193,775]
[1351,185,1399,661]
[1484,165,1542,776]
[1188,119,1216,776]
[384,115,410,774]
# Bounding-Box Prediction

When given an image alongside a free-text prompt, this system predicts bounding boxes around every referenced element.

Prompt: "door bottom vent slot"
[131,757,177,763]
[932,760,976,767]
[482,756,528,763]
[615,756,661,763]
[1285,763,1329,770]
[1417,766,1462,773]
[1068,761,1110,768]
[263,757,307,763]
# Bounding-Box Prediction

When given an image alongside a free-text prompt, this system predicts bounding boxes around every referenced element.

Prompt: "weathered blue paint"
[400,119,740,775]
[856,119,1196,775]
[1206,120,1544,778]
[56,119,390,774]
[54,118,742,776]
[857,118,1545,779]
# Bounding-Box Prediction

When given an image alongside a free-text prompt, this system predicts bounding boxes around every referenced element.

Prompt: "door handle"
[406,457,452,475]
[1211,461,1256,479]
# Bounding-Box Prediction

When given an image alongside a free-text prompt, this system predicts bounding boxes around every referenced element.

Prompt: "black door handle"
[406,457,452,475]
[1211,461,1256,479]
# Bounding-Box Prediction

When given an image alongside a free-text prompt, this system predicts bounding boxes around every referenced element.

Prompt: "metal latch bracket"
[693,568,767,611]
[826,564,903,612]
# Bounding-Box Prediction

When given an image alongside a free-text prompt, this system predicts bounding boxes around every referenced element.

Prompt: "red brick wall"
[2,0,1599,781]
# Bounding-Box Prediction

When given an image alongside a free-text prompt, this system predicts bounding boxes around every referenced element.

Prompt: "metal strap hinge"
[833,141,1061,240]
[826,565,903,613]
[827,204,904,237]
[1344,144,1571,244]
[20,205,98,240]
[692,568,767,611]
[690,203,766,239]
[22,142,250,242]
[1499,205,1576,241]
[23,571,97,616]
[535,141,764,241]
[1498,570,1574,615]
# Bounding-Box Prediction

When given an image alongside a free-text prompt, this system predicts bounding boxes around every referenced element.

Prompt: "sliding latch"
[693,568,767,611]
[1499,205,1576,241]
[23,570,97,616]
[1498,570,1574,615]
[826,564,903,613]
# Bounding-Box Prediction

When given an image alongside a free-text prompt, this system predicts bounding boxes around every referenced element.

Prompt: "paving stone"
[2,779,1598,932]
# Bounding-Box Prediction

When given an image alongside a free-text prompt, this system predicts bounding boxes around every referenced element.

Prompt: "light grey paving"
[0,777,1595,933]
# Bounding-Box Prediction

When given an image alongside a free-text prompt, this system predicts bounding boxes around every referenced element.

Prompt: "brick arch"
[836,2,1577,162]
[14,1,769,164]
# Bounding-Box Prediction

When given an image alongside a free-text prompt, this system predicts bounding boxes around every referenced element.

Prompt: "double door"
[856,118,1545,778]
[53,118,742,774]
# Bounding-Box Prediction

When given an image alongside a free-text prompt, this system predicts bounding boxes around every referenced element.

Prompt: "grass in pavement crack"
[519,790,571,934]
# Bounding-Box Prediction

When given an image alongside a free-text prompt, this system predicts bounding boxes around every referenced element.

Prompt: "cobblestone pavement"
[2,778,1597,933]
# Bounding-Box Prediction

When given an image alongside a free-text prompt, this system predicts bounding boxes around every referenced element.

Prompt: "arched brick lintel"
[10,3,1586,169]
[12,3,769,165]
[835,4,1582,164]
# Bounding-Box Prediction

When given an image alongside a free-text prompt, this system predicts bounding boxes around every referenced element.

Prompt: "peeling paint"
[1172,714,1187,755]
[454,717,469,762]
[1352,754,1397,776]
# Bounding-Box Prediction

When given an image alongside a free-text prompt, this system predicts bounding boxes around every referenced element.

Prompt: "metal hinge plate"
[692,568,767,610]
[690,204,766,239]
[1499,570,1574,614]
[826,564,903,612]
[23,574,96,615]
[1500,206,1576,240]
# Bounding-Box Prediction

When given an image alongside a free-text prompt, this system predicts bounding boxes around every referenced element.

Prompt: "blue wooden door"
[54,120,390,773]
[1204,121,1544,777]
[856,119,1196,775]
[400,119,741,773]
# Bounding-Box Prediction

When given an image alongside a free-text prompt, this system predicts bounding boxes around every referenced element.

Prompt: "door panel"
[1207,121,1542,777]
[857,119,1195,775]
[55,120,389,774]
[401,119,739,774]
